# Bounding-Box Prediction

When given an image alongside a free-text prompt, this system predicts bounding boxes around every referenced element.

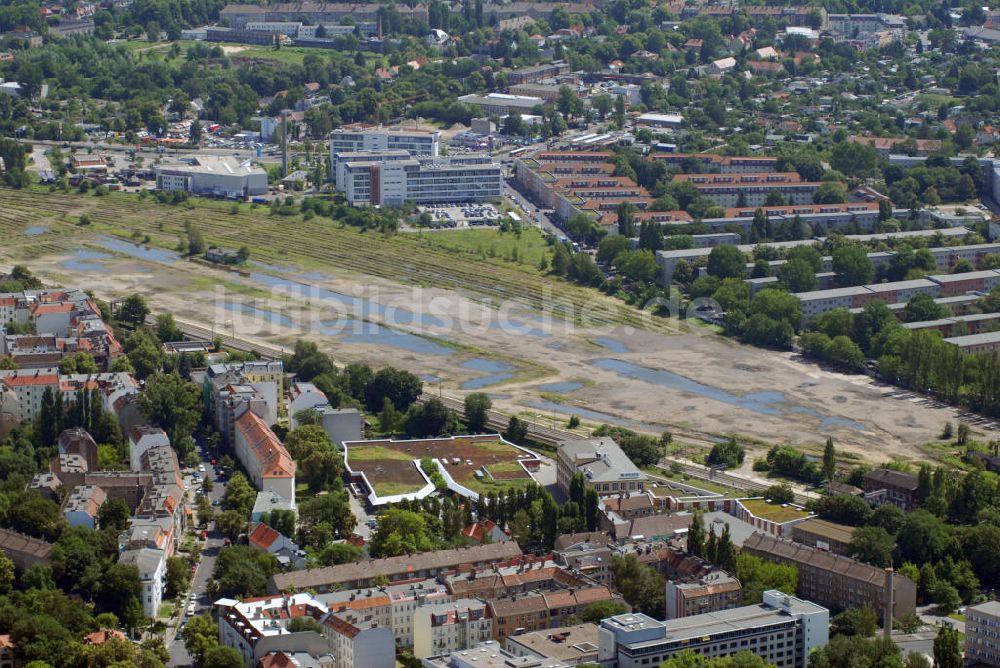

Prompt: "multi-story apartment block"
[270,542,524,593]
[413,599,493,659]
[597,591,828,668]
[488,586,623,641]
[233,409,296,504]
[556,438,647,497]
[335,152,503,207]
[966,601,1000,666]
[664,571,743,619]
[216,592,393,668]
[457,93,544,116]
[741,532,916,621]
[863,468,919,511]
[219,2,428,28]
[553,532,613,586]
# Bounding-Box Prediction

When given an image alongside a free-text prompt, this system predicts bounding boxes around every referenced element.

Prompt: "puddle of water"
[297,271,329,281]
[250,273,437,329]
[525,399,664,432]
[24,225,49,236]
[93,236,180,264]
[322,319,453,357]
[251,259,298,273]
[421,374,441,383]
[224,302,295,329]
[594,358,866,432]
[538,381,583,393]
[460,358,514,390]
[62,250,112,273]
[595,337,629,353]
[790,406,867,433]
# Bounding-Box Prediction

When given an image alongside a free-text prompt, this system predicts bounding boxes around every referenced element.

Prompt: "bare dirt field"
[3,204,996,466]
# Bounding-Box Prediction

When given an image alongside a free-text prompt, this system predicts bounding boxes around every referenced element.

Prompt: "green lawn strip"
[372,481,425,496]
[740,498,811,523]
[346,446,418,462]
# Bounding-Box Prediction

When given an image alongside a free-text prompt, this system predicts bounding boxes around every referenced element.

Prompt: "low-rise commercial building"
[457,93,544,116]
[741,532,916,621]
[791,518,856,556]
[154,156,267,198]
[597,591,829,668]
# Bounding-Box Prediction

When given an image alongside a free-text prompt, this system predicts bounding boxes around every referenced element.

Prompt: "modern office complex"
[154,156,268,198]
[597,591,829,668]
[329,126,440,170]
[334,151,503,206]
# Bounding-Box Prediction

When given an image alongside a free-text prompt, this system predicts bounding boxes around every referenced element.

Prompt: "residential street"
[917,604,966,634]
[166,457,228,668]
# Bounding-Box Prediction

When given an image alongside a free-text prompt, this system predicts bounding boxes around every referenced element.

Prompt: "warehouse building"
[154,156,267,198]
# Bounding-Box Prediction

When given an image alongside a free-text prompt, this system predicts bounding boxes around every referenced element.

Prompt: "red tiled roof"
[235,411,296,479]
[249,523,281,550]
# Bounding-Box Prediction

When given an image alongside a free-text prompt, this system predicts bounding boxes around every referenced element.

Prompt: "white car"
[198,464,206,472]
[187,603,196,615]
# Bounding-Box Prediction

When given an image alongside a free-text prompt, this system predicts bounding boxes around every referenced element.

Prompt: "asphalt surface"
[167,458,228,668]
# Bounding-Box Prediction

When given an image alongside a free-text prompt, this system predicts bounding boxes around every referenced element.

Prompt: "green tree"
[97,497,131,532]
[202,646,245,668]
[849,526,895,568]
[364,367,423,412]
[181,614,219,664]
[906,293,948,322]
[822,437,836,481]
[212,546,278,598]
[687,509,705,558]
[707,245,747,279]
[0,553,13,595]
[139,372,200,449]
[369,508,439,558]
[831,604,879,637]
[124,329,164,380]
[610,554,666,617]
[778,257,818,292]
[284,425,342,491]
[735,553,797,604]
[118,294,150,326]
[464,393,492,433]
[813,182,847,204]
[220,472,257,517]
[156,313,184,342]
[503,415,529,443]
[933,625,962,668]
[705,437,745,468]
[832,244,874,287]
[165,555,191,597]
[214,510,247,541]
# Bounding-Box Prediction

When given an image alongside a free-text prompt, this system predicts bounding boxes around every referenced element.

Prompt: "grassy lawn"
[487,460,528,475]
[158,602,175,619]
[949,613,966,623]
[463,476,538,496]
[414,227,552,273]
[347,446,417,461]
[741,498,812,523]
[0,186,666,332]
[372,481,425,496]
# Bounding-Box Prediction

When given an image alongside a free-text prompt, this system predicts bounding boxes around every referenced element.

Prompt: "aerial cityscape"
[0,0,998,666]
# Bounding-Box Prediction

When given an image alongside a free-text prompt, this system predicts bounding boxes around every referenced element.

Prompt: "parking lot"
[417,204,502,229]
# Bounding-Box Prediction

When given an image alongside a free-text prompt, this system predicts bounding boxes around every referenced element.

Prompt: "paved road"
[167,457,228,668]
[917,604,965,634]
[503,181,561,237]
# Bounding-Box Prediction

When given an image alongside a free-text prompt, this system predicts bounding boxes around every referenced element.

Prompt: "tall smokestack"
[884,567,894,639]
[281,113,288,177]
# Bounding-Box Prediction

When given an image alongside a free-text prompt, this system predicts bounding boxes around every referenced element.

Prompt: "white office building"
[329,126,441,179]
[335,151,503,207]
[597,591,828,668]
[155,156,268,198]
